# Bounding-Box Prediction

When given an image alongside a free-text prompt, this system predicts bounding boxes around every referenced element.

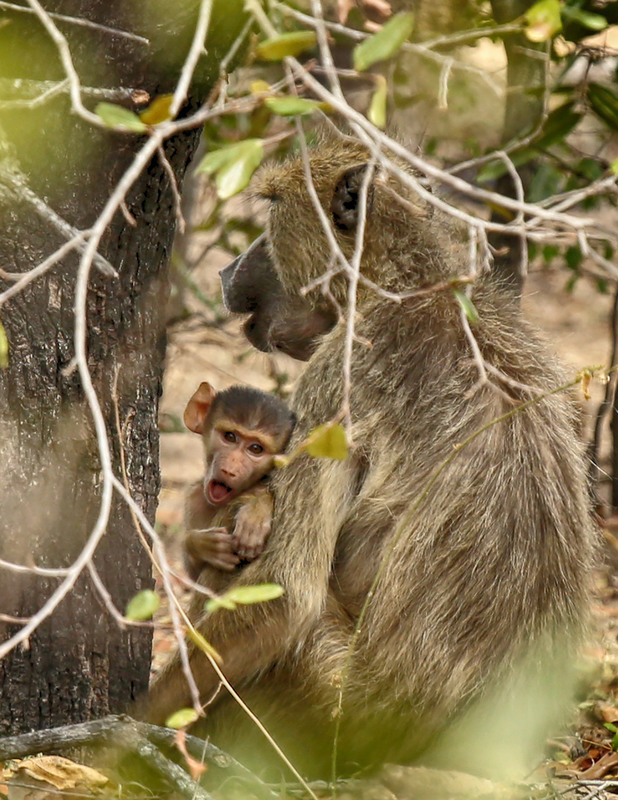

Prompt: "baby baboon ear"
[331,164,373,232]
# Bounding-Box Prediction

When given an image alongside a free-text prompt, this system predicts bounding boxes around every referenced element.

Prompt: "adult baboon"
[146,134,596,781]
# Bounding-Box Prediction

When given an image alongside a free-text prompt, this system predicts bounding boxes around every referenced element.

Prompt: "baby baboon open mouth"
[206,480,232,505]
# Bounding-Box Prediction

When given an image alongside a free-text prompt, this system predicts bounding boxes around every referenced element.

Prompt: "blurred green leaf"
[95,102,147,133]
[166,708,199,729]
[0,317,8,368]
[528,163,562,202]
[139,93,174,125]
[305,423,349,460]
[264,97,322,116]
[611,159,618,175]
[206,583,284,612]
[368,75,387,128]
[453,289,479,324]
[353,12,415,71]
[198,139,264,199]
[535,102,582,149]
[125,589,160,621]
[256,30,317,60]
[565,245,582,271]
[524,0,562,41]
[588,84,618,131]
[562,5,607,31]
[542,244,559,264]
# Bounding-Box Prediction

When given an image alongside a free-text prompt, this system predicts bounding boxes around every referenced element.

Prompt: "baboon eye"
[223,431,237,443]
[249,443,264,455]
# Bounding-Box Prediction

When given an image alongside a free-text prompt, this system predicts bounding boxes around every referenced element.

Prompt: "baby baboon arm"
[186,529,239,575]
[183,481,239,579]
[232,485,273,560]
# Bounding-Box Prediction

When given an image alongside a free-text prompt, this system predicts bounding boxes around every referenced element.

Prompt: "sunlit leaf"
[611,159,618,175]
[250,79,271,94]
[353,12,414,71]
[125,589,160,621]
[95,102,147,133]
[305,423,349,460]
[368,75,387,128]
[256,30,317,61]
[524,0,562,42]
[198,139,264,199]
[0,317,8,368]
[165,708,199,729]
[206,583,284,612]
[264,96,321,116]
[453,289,479,324]
[139,93,174,125]
[562,5,607,31]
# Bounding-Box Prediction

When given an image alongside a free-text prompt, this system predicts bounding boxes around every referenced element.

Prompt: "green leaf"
[166,708,199,729]
[611,159,618,175]
[588,84,618,131]
[565,245,582,271]
[453,289,479,324]
[561,5,607,31]
[368,75,387,129]
[534,102,582,149]
[524,0,562,42]
[95,102,147,133]
[542,244,559,264]
[206,583,284,613]
[264,97,321,116]
[353,12,415,72]
[256,30,317,61]
[305,423,349,460]
[0,317,8,368]
[139,94,174,125]
[198,139,264,199]
[125,589,160,621]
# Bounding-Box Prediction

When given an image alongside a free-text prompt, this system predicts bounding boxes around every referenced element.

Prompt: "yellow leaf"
[305,423,349,460]
[250,79,271,94]
[187,627,221,661]
[368,75,387,128]
[139,93,174,125]
[0,317,8,368]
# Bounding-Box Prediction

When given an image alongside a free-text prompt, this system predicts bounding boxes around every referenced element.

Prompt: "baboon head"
[220,134,441,360]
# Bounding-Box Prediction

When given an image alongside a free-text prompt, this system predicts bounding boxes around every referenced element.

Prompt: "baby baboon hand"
[232,492,273,560]
[186,527,240,572]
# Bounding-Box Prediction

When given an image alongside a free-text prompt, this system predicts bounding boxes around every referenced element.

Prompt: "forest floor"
[153,241,618,798]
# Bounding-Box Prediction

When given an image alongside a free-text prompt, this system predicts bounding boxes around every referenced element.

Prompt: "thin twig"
[0,1,149,44]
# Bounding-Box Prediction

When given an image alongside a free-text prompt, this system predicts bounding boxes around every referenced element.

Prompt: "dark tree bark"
[0,0,245,734]
[488,0,546,295]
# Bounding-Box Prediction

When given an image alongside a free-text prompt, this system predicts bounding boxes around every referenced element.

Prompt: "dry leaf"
[8,756,108,800]
[175,729,207,781]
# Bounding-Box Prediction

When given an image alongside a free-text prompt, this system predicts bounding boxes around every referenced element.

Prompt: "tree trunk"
[489,0,546,294]
[0,0,245,734]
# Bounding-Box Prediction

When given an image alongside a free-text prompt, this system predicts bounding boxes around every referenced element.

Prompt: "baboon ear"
[331,164,372,233]
[184,382,217,435]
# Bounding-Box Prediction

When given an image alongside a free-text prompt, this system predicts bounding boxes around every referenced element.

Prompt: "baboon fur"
[145,134,597,781]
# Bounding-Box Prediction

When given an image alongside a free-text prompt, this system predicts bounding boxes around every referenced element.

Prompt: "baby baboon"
[182,382,295,591]
[145,134,596,781]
